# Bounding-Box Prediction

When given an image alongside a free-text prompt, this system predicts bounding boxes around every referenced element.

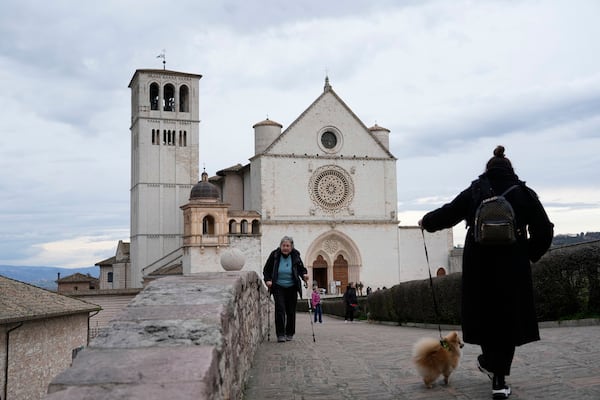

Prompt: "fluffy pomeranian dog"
[412,331,464,388]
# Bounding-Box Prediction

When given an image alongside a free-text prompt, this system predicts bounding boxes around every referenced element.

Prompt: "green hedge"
[297,295,369,319]
[307,240,600,324]
[364,274,462,325]
[532,241,600,321]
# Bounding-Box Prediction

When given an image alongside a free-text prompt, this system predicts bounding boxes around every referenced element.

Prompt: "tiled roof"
[96,256,116,266]
[0,275,101,324]
[57,272,99,283]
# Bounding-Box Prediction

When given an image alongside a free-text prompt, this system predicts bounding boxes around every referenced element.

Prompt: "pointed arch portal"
[306,230,362,295]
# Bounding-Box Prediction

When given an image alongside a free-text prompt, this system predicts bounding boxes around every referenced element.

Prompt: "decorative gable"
[263,82,395,160]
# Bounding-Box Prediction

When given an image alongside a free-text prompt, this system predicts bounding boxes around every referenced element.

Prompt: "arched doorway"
[312,255,327,290]
[305,230,362,296]
[333,254,349,294]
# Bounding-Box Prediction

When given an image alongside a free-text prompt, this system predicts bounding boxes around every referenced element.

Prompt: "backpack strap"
[469,177,493,228]
[501,184,520,197]
[471,176,494,201]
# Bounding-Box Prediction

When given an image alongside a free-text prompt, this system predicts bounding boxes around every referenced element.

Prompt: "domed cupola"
[368,123,390,151]
[253,118,282,155]
[190,170,220,201]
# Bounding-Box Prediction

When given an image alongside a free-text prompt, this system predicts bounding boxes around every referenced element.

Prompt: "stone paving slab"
[243,315,600,399]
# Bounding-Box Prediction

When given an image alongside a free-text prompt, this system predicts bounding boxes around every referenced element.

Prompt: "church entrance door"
[313,268,327,291]
[311,255,328,291]
[333,254,348,295]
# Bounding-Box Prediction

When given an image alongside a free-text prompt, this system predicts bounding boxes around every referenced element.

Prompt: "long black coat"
[421,167,553,346]
[263,248,308,298]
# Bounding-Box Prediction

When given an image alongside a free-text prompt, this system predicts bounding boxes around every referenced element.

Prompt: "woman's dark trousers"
[481,343,516,376]
[272,284,298,337]
[345,305,354,321]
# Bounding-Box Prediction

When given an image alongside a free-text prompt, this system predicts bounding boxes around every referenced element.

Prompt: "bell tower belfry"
[128,69,202,287]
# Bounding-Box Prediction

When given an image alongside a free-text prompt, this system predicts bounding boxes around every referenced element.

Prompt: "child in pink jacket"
[311,286,323,323]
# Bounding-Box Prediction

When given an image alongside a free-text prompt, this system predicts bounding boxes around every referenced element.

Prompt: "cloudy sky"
[1,0,599,268]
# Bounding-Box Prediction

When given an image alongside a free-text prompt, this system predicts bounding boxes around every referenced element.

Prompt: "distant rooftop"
[0,275,100,324]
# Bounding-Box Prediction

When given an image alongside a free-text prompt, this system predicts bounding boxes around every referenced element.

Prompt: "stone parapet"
[46,271,270,400]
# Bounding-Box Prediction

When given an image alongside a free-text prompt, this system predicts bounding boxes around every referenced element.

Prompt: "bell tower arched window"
[150,82,159,110]
[163,84,175,111]
[202,215,215,235]
[179,85,189,112]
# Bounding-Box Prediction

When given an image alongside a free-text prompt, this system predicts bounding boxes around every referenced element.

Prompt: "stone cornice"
[261,219,399,226]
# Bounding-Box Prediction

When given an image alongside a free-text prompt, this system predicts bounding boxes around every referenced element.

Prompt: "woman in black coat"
[343,282,358,322]
[263,236,309,342]
[419,146,553,399]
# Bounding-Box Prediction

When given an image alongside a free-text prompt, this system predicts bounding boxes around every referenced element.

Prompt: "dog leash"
[421,228,445,343]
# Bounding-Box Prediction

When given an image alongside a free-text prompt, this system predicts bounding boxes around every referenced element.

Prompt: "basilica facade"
[97,68,455,292]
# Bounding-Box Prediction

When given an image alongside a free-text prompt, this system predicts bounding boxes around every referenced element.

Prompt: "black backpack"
[473,179,520,245]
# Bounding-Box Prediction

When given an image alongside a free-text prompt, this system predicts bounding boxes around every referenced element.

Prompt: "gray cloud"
[1,0,599,267]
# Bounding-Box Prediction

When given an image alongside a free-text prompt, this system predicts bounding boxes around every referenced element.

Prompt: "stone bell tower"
[128,69,202,287]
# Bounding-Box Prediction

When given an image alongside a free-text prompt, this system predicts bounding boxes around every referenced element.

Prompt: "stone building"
[95,240,131,290]
[98,68,455,291]
[56,273,98,294]
[0,275,100,400]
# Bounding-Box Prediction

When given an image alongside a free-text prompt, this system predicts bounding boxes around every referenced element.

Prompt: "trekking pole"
[267,287,271,342]
[304,282,316,342]
[421,228,444,341]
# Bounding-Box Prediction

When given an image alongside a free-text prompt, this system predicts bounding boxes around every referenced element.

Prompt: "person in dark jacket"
[343,282,358,322]
[263,236,309,342]
[419,145,553,400]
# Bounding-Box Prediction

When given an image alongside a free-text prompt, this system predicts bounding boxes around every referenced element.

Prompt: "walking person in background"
[311,285,323,323]
[419,145,554,399]
[263,236,309,343]
[343,282,358,323]
[357,281,364,296]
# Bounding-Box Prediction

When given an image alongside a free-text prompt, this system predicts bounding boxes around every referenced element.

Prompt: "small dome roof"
[190,171,220,200]
[368,123,390,133]
[252,118,282,129]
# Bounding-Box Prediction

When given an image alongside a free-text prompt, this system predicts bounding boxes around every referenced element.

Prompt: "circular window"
[321,131,338,149]
[309,165,354,211]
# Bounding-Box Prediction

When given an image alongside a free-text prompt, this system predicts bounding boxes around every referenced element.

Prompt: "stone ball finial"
[220,248,245,271]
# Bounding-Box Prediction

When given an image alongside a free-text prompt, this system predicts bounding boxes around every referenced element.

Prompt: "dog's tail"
[412,337,441,362]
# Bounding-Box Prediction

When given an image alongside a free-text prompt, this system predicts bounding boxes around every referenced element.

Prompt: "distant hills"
[2,232,598,290]
[0,265,99,291]
[552,232,600,247]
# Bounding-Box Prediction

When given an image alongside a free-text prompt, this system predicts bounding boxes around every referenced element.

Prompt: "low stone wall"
[46,271,270,400]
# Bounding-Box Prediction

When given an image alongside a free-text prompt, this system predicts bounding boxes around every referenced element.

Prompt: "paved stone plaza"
[244,315,600,399]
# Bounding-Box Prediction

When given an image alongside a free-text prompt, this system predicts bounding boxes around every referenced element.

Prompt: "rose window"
[309,165,354,211]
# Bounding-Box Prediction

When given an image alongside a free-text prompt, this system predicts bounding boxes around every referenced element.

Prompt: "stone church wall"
[398,226,454,281]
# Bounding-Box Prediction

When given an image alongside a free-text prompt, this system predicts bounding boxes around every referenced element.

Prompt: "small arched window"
[203,215,215,234]
[240,220,248,234]
[179,85,189,112]
[251,220,261,234]
[163,84,175,111]
[149,82,159,110]
[229,220,237,234]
